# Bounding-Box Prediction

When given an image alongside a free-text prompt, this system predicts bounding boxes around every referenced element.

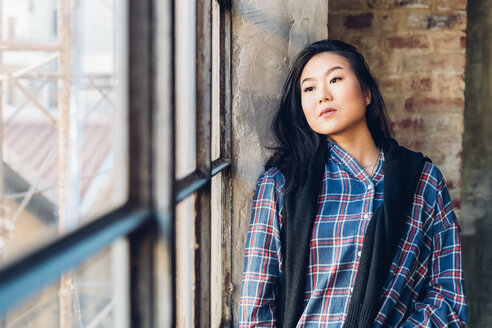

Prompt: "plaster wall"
[230,0,327,324]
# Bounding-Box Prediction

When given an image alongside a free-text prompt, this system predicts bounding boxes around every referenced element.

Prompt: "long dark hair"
[267,39,393,193]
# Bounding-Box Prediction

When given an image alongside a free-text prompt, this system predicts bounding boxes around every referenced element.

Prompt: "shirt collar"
[326,137,384,183]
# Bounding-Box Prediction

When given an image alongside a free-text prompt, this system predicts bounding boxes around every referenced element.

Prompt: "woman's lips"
[319,108,337,117]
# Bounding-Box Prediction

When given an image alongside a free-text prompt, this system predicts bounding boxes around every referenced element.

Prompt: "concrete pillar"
[461,1,492,326]
[230,0,328,323]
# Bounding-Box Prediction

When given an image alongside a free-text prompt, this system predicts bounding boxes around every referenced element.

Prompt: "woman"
[239,40,467,327]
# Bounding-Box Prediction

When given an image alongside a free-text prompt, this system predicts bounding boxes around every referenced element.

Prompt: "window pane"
[211,173,222,326]
[0,0,128,263]
[175,193,196,326]
[211,0,220,161]
[175,0,196,179]
[1,238,129,327]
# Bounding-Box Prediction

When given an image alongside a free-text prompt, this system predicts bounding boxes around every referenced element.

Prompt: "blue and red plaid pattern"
[240,139,467,327]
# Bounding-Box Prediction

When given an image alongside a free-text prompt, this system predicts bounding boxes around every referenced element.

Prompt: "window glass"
[175,193,196,326]
[175,0,196,179]
[1,238,129,327]
[211,0,220,161]
[211,173,222,326]
[0,0,128,264]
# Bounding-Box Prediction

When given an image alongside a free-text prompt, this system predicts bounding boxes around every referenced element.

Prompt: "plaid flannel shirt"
[240,139,467,327]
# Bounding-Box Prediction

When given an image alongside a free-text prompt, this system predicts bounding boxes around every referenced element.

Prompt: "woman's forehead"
[301,52,351,78]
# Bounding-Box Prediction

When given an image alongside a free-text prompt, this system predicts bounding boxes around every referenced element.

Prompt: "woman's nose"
[318,85,332,104]
[318,90,332,104]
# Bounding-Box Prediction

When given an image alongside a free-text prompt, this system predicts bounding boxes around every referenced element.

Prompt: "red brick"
[328,34,382,59]
[396,0,430,8]
[428,13,466,30]
[405,12,466,30]
[398,135,461,166]
[437,73,465,98]
[387,35,430,49]
[403,53,465,73]
[405,97,440,112]
[379,77,403,93]
[399,138,426,150]
[442,164,462,185]
[430,113,464,132]
[393,116,425,131]
[393,124,422,137]
[445,179,459,190]
[448,53,466,72]
[436,0,467,11]
[344,13,374,29]
[403,53,447,72]
[422,141,447,163]
[404,97,464,113]
[367,0,397,9]
[380,95,404,114]
[329,0,366,11]
[432,31,467,51]
[409,76,433,92]
[372,51,402,74]
[405,13,430,30]
[328,14,349,36]
[452,199,461,210]
[374,13,401,32]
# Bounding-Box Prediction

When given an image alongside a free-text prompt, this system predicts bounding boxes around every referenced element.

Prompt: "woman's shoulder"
[255,166,286,195]
[418,160,445,189]
[251,167,286,216]
[417,160,461,232]
[415,160,455,214]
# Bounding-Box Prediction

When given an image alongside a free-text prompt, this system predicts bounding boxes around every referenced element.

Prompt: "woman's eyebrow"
[301,66,344,85]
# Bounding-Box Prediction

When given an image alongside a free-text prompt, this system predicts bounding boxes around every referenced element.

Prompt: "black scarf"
[275,137,429,328]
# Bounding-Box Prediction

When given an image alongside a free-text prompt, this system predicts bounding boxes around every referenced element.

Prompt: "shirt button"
[357,251,362,257]
[349,287,353,293]
[367,185,372,190]
[363,214,369,219]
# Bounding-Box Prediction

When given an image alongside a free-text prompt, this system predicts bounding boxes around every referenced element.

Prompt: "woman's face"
[300,52,371,139]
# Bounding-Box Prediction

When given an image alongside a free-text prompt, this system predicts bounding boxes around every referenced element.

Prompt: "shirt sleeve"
[239,170,283,327]
[401,170,467,327]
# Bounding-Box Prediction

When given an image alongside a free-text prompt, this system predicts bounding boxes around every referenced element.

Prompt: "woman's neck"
[328,129,380,175]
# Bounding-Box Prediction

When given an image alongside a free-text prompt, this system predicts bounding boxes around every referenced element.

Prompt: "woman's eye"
[303,86,315,92]
[330,77,342,84]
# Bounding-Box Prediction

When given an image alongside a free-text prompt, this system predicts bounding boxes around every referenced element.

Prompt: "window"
[0,0,232,326]
[174,0,232,325]
[0,0,128,263]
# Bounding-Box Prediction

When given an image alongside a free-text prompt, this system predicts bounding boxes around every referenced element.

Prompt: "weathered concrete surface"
[230,0,327,324]
[461,1,492,326]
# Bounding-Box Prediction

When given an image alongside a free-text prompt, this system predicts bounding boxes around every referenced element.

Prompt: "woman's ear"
[364,89,372,106]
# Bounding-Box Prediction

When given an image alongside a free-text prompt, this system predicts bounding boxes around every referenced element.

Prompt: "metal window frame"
[0,0,233,326]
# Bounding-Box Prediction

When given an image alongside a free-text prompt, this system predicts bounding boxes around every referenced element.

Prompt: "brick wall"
[328,0,466,213]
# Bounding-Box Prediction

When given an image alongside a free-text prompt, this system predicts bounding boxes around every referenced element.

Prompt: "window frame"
[0,0,233,326]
